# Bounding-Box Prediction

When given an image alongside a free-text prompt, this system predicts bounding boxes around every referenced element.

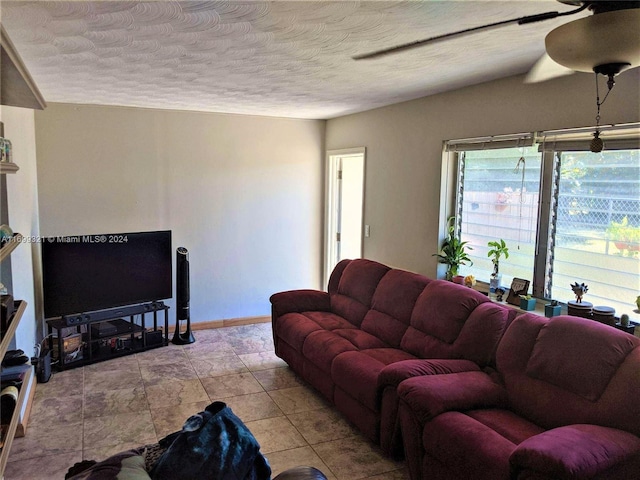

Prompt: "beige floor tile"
[189,328,227,342]
[238,350,288,371]
[6,422,83,461]
[268,386,328,414]
[182,340,236,359]
[144,378,209,408]
[83,411,157,450]
[139,361,199,385]
[84,353,139,373]
[28,394,83,426]
[84,386,148,418]
[84,367,144,392]
[34,367,84,399]
[190,354,249,378]
[266,446,336,479]
[312,436,403,480]
[223,392,284,423]
[287,407,358,445]
[136,344,188,367]
[149,400,210,439]
[245,416,307,454]
[200,371,264,399]
[4,451,83,480]
[252,366,304,391]
[362,468,410,479]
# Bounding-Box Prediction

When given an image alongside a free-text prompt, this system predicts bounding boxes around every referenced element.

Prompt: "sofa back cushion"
[400,280,493,359]
[330,259,390,327]
[360,269,431,347]
[497,314,640,436]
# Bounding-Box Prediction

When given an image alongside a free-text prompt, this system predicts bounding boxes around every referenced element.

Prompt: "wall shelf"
[0,366,33,474]
[0,300,27,362]
[1,25,46,110]
[0,162,19,175]
[0,234,23,263]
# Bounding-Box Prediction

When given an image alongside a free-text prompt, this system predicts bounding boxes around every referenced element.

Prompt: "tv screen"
[42,230,172,319]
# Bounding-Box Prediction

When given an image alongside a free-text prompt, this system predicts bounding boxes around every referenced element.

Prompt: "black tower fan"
[172,247,195,344]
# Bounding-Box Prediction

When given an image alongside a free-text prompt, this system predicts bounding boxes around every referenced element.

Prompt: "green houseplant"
[487,239,509,291]
[519,294,536,311]
[433,217,473,281]
[606,216,640,255]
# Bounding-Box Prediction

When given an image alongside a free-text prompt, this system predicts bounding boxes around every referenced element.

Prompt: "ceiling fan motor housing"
[546,5,640,74]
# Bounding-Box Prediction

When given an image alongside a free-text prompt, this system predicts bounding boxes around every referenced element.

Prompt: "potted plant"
[433,217,473,281]
[520,294,536,311]
[487,239,509,291]
[606,216,640,255]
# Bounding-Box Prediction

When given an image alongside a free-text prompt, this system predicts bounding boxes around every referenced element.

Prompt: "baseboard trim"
[169,315,271,333]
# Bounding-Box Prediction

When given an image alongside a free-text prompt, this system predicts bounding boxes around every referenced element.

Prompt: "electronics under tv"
[42,230,172,320]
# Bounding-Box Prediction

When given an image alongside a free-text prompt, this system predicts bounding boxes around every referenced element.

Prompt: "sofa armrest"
[398,371,507,424]
[510,424,640,479]
[270,290,331,317]
[378,358,480,390]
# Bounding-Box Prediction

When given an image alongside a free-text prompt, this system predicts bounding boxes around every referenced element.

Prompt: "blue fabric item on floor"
[150,401,271,480]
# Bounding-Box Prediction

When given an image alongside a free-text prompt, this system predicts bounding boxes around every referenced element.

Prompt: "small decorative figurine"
[463,275,476,288]
[496,287,506,302]
[570,282,589,303]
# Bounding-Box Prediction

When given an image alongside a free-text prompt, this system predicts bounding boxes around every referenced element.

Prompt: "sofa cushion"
[333,329,388,350]
[410,280,490,343]
[360,269,431,347]
[330,259,390,327]
[302,330,358,373]
[466,409,545,445]
[304,311,358,331]
[422,411,515,480]
[276,313,324,352]
[400,280,490,358]
[332,349,416,411]
[498,314,640,436]
[525,315,639,402]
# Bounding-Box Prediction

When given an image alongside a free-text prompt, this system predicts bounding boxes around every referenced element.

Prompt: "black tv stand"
[46,301,169,370]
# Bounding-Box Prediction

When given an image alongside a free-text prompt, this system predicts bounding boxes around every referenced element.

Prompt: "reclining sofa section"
[397,314,640,480]
[270,258,518,456]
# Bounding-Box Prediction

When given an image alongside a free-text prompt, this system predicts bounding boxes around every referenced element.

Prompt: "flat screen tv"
[42,230,172,319]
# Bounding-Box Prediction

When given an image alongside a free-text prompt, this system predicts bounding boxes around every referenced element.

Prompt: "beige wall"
[325,70,640,277]
[35,104,325,323]
[2,106,41,348]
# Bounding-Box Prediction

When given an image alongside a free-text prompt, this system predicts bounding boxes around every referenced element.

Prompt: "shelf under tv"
[46,302,169,370]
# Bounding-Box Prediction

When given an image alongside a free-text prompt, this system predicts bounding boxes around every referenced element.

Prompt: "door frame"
[324,147,366,287]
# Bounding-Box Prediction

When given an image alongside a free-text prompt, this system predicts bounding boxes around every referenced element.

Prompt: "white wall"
[35,104,325,324]
[2,106,41,348]
[325,70,640,277]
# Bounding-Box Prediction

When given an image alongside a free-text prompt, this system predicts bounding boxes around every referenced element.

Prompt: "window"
[448,126,640,315]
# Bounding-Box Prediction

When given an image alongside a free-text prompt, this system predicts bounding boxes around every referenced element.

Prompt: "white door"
[325,148,365,285]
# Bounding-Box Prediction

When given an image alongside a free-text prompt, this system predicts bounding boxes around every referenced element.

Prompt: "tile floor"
[5,323,408,480]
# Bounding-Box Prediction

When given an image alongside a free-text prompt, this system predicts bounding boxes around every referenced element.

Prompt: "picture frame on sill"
[506,278,530,306]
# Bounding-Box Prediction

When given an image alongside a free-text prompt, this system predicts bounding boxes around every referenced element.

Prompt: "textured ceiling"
[1,1,586,119]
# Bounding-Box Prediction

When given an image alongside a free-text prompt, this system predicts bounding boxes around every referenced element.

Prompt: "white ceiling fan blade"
[524,53,575,83]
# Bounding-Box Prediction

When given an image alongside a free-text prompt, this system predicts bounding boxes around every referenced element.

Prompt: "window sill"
[471,281,640,338]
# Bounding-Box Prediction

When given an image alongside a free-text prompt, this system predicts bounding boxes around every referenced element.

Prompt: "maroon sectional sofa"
[270,258,518,457]
[398,313,640,480]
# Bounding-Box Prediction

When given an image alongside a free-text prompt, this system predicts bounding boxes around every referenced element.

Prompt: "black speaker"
[172,247,195,344]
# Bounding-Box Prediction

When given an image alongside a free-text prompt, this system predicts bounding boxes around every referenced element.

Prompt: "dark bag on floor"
[150,401,271,480]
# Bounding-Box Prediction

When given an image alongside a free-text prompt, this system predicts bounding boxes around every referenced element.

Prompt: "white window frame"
[441,123,640,307]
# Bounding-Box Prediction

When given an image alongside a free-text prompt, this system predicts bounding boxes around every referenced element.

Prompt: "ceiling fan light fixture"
[545,8,640,73]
